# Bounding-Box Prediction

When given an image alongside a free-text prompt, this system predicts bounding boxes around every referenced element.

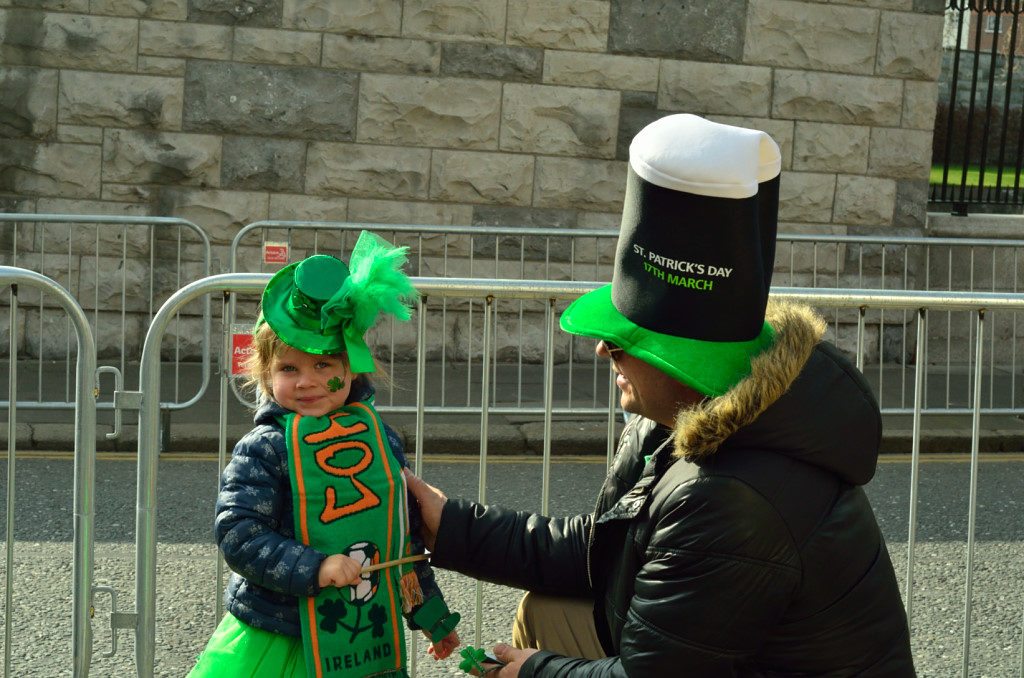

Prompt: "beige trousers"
[511,592,607,659]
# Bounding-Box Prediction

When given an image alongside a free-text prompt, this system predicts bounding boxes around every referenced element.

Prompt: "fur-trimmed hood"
[672,299,882,486]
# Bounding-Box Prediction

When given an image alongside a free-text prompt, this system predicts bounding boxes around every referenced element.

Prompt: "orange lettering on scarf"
[305,413,381,523]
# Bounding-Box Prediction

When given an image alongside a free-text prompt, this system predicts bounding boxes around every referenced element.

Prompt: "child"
[191,231,460,678]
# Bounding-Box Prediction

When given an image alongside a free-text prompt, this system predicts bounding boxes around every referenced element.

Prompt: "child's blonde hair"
[242,319,389,404]
[242,321,292,401]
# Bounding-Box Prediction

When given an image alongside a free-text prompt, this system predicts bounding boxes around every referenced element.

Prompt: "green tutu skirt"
[189,614,307,678]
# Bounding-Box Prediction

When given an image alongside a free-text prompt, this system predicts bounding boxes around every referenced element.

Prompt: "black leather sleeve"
[430,498,594,596]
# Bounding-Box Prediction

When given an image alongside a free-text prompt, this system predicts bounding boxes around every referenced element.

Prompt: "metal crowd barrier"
[0,214,213,438]
[0,266,97,677]
[122,274,1023,677]
[5,214,1024,419]
[2,220,1022,673]
[227,221,1024,416]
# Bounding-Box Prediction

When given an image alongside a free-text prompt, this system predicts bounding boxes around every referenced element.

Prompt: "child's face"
[270,346,353,417]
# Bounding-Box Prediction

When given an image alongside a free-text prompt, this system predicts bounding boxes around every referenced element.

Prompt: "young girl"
[191,231,460,677]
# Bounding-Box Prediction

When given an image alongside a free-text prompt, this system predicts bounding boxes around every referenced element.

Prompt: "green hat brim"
[559,284,775,397]
[260,261,347,356]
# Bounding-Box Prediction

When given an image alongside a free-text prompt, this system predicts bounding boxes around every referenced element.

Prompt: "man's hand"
[403,469,447,551]
[488,643,539,677]
[318,554,362,588]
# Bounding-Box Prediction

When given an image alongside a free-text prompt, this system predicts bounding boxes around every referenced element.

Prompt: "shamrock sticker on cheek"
[327,377,345,392]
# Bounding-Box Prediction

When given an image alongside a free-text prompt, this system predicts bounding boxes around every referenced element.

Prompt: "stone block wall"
[0,0,949,361]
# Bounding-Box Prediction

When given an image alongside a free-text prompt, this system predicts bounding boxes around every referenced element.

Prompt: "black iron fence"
[932,0,1024,213]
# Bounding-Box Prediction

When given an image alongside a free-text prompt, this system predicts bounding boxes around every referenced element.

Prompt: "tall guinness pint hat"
[560,114,782,396]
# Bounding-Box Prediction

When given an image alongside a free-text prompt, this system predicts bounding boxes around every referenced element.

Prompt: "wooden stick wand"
[361,553,429,574]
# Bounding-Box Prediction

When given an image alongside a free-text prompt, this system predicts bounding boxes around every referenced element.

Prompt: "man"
[404,114,916,676]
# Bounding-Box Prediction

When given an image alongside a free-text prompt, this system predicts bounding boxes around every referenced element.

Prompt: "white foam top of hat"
[629,114,782,200]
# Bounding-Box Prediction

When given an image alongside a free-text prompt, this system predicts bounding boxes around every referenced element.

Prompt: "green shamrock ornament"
[458,646,504,675]
[327,376,345,392]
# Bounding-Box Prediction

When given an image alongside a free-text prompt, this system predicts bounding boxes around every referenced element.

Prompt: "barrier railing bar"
[64,228,73,403]
[36,228,46,409]
[879,246,887,412]
[234,220,1024,258]
[968,250,976,411]
[409,295,429,678]
[902,246,910,408]
[204,402,1018,418]
[469,281,480,409]
[0,266,97,678]
[962,310,985,677]
[541,299,555,515]
[490,298,499,408]
[990,249,997,408]
[1015,250,1020,412]
[924,246,932,405]
[228,221,620,271]
[781,232,1024,249]
[215,291,231,623]
[947,248,954,409]
[414,279,1024,311]
[856,307,866,373]
[126,225,133,392]
[5,284,17,678]
[414,297,428,477]
[906,309,927,627]
[475,295,494,650]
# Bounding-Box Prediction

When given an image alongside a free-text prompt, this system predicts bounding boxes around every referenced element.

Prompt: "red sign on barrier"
[263,241,289,265]
[231,325,254,376]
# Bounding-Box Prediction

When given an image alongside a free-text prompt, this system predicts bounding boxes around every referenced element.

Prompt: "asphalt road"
[0,453,1020,677]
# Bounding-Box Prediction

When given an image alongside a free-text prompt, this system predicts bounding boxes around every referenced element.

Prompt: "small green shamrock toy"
[458,646,505,675]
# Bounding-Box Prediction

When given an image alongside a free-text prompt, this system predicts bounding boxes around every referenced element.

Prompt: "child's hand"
[426,630,460,660]
[318,554,362,588]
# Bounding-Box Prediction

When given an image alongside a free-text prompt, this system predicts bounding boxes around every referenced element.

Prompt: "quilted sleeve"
[215,425,327,597]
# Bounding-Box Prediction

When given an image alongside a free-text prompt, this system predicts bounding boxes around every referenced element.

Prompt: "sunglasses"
[602,340,624,359]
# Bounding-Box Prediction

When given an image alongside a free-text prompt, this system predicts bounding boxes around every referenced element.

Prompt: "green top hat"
[258,231,417,373]
[560,114,781,397]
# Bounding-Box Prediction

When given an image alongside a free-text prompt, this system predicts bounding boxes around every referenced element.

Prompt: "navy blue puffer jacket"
[216,380,442,636]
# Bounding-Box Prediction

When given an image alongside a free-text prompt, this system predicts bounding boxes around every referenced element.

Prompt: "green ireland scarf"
[285,402,419,678]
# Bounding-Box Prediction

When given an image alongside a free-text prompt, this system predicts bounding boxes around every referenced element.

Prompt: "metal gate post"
[0,267,98,677]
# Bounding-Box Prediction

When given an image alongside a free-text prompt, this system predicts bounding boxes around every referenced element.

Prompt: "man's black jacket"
[431,301,916,677]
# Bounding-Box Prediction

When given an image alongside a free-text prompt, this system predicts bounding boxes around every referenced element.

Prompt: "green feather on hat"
[257,231,417,373]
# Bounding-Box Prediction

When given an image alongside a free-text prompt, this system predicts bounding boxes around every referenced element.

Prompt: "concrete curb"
[9,415,1024,455]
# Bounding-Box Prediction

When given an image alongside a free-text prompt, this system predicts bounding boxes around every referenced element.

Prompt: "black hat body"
[560,114,782,396]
